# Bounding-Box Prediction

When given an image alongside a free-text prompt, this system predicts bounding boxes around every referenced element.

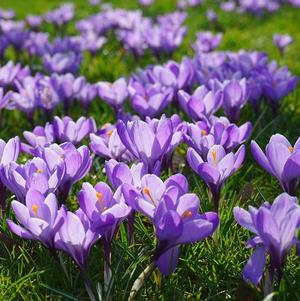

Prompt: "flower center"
[143,187,156,207]
[36,169,43,173]
[201,129,207,136]
[96,192,107,211]
[31,204,39,217]
[182,210,192,219]
[107,130,113,137]
[288,146,294,153]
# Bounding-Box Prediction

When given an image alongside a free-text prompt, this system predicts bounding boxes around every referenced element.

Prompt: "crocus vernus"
[97,77,128,113]
[90,124,135,163]
[123,173,219,275]
[0,157,65,203]
[234,193,300,287]
[273,34,293,55]
[178,85,222,120]
[117,116,173,174]
[222,78,248,123]
[187,145,246,211]
[38,143,92,200]
[54,208,101,270]
[78,181,130,285]
[22,123,55,154]
[0,136,20,213]
[7,189,66,250]
[193,31,223,53]
[53,116,96,145]
[251,134,300,195]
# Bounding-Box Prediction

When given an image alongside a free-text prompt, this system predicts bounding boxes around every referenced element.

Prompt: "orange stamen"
[201,129,207,136]
[182,210,193,219]
[211,150,217,166]
[288,146,294,153]
[32,205,39,217]
[96,192,105,211]
[36,169,43,173]
[143,187,156,207]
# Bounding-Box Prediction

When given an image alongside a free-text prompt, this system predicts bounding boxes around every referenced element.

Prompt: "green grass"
[0,0,300,300]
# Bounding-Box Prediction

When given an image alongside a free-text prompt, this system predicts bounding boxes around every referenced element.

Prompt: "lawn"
[0,1,300,300]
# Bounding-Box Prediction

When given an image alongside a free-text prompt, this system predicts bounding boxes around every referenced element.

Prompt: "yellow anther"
[288,146,294,153]
[211,150,217,166]
[36,169,43,173]
[32,205,39,217]
[201,129,207,136]
[96,192,104,210]
[182,210,193,219]
[107,130,113,137]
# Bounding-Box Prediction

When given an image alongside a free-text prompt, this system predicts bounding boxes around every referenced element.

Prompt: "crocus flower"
[0,157,65,203]
[53,116,96,145]
[184,117,252,156]
[122,173,219,275]
[139,0,154,6]
[206,9,218,22]
[26,15,43,29]
[0,61,30,88]
[273,34,293,55]
[38,143,92,200]
[90,124,135,163]
[50,73,85,114]
[117,116,173,174]
[0,88,12,109]
[22,123,55,154]
[54,208,101,270]
[43,51,82,74]
[251,134,300,195]
[97,78,128,112]
[261,62,298,114]
[0,137,20,212]
[234,193,300,286]
[178,85,222,120]
[222,78,248,123]
[77,82,98,113]
[7,189,66,250]
[128,80,173,118]
[187,144,246,211]
[193,32,223,53]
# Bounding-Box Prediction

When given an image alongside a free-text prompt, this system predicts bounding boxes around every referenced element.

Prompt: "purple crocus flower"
[54,208,101,269]
[139,0,154,6]
[117,116,173,174]
[7,189,66,250]
[38,143,92,200]
[0,157,65,203]
[193,32,223,53]
[22,122,55,154]
[78,181,131,284]
[128,80,173,118]
[43,51,82,74]
[97,78,128,112]
[53,116,96,145]
[273,34,293,55]
[122,173,219,275]
[261,62,298,114]
[178,85,222,120]
[26,15,43,29]
[0,61,30,88]
[51,73,85,114]
[77,82,98,113]
[187,144,246,211]
[0,88,12,109]
[184,117,252,156]
[251,134,300,195]
[234,193,300,286]
[206,9,218,22]
[0,137,20,212]
[222,78,248,123]
[90,124,136,163]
